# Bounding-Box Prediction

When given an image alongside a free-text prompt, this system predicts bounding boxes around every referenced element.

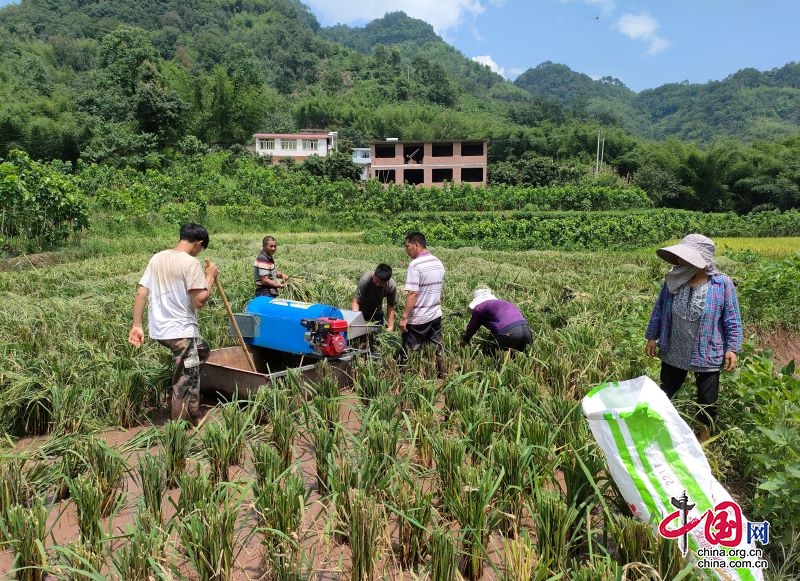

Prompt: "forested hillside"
[514,61,800,142]
[1,0,799,224]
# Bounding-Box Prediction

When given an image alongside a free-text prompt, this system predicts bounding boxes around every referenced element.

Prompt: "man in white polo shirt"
[399,231,445,377]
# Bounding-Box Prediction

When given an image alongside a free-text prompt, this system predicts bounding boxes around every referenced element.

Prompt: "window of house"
[302,139,318,151]
[432,143,453,157]
[259,139,275,150]
[280,139,297,150]
[432,168,453,183]
[375,169,396,183]
[461,167,484,182]
[374,145,396,158]
[404,169,424,185]
[461,142,484,156]
[403,144,424,164]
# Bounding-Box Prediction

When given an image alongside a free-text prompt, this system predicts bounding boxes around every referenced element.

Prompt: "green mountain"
[514,61,800,142]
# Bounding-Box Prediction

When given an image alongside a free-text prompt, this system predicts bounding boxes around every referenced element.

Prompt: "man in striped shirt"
[399,231,446,377]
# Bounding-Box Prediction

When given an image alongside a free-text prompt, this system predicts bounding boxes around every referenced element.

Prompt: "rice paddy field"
[0,228,798,580]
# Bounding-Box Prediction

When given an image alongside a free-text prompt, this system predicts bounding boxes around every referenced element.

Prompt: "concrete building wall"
[369,140,488,186]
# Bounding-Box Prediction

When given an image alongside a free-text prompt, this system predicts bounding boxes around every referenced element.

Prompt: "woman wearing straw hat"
[458,287,532,353]
[645,234,742,443]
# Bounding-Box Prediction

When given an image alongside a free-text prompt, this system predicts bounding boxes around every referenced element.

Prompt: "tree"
[0,149,88,253]
[97,26,159,97]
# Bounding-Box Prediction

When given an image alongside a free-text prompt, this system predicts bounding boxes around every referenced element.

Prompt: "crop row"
[363,208,800,250]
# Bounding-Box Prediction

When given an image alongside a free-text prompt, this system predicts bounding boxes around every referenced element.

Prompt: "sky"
[0,0,796,92]
[302,0,799,92]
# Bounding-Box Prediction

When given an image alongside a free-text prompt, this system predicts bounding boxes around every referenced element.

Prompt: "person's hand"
[645,339,658,358]
[385,323,394,332]
[128,326,145,347]
[724,351,737,371]
[399,316,408,333]
[205,261,219,280]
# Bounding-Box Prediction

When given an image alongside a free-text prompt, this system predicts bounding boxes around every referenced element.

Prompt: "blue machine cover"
[244,296,344,355]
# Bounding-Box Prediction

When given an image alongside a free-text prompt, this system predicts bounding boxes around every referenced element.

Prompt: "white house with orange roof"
[253,130,338,162]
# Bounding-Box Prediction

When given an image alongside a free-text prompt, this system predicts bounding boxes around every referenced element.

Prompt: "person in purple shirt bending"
[458,287,532,353]
[645,233,742,443]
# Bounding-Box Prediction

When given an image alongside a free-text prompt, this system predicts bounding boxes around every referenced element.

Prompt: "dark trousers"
[659,361,719,427]
[399,317,444,377]
[494,321,532,353]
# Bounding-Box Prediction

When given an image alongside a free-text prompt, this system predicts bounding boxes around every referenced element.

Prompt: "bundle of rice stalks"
[176,485,240,581]
[491,438,535,538]
[161,419,190,489]
[0,499,47,581]
[429,527,457,581]
[254,467,308,563]
[83,438,127,518]
[136,453,166,523]
[392,479,432,570]
[67,474,104,552]
[441,463,502,581]
[348,489,386,581]
[170,467,214,518]
[221,402,248,467]
[282,275,313,303]
[111,509,168,581]
[202,421,234,484]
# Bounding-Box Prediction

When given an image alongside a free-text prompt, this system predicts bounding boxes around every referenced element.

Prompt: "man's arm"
[190,261,219,310]
[128,285,149,347]
[386,305,395,331]
[351,297,360,311]
[259,273,285,289]
[400,291,418,332]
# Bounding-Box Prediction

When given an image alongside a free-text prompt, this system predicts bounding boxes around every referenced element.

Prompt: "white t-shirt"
[139,249,207,340]
[405,251,445,325]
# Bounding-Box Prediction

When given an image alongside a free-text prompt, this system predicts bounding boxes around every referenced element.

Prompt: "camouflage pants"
[157,337,210,425]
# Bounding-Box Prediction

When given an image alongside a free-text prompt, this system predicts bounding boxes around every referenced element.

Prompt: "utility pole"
[600,137,605,173]
[595,130,601,175]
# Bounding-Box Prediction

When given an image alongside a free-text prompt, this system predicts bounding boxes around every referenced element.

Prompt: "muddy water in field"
[0,388,515,580]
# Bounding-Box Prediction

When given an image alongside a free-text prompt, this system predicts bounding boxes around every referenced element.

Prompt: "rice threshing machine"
[200,296,378,398]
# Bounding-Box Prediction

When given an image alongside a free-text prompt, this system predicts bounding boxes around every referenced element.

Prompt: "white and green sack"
[582,375,764,581]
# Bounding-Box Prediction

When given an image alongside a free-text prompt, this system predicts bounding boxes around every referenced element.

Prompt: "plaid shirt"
[645,273,742,369]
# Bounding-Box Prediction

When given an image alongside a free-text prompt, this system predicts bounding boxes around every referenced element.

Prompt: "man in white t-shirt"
[399,231,445,377]
[128,223,219,425]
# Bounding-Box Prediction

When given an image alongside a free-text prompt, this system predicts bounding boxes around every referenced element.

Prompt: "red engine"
[300,317,349,357]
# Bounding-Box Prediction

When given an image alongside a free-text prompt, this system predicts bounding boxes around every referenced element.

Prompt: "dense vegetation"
[1,0,799,228]
[514,61,800,143]
[0,229,797,579]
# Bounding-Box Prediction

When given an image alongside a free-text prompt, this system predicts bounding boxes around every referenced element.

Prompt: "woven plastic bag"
[582,375,765,581]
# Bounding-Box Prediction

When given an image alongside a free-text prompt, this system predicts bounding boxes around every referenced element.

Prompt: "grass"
[0,500,47,581]
[136,453,166,523]
[0,229,798,578]
[347,489,386,581]
[175,483,241,581]
[161,419,190,488]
